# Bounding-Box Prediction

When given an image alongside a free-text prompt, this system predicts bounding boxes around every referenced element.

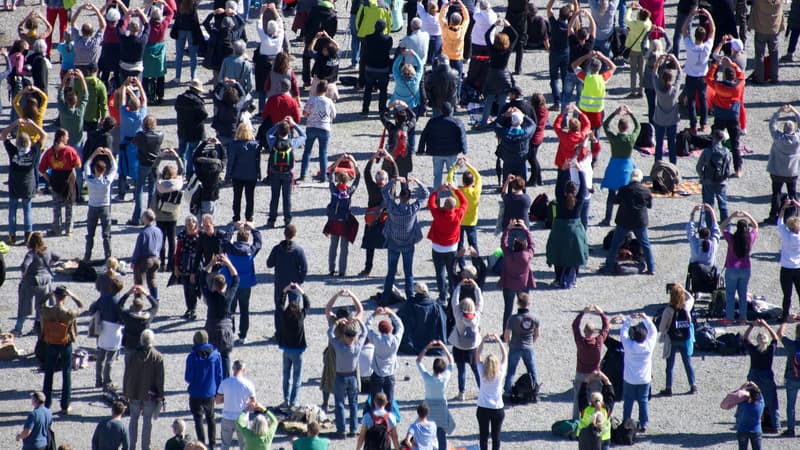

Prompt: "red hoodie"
[553,110,591,168]
[427,189,468,247]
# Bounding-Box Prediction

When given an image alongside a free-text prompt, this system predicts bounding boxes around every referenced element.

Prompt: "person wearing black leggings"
[475,333,507,450]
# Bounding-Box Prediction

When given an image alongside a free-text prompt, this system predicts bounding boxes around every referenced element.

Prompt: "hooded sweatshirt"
[448,298,481,350]
[767,112,800,178]
[222,228,262,289]
[185,343,223,398]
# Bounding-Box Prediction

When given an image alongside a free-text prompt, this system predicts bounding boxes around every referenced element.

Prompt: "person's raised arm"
[347,289,364,321]
[546,0,556,17]
[89,3,107,31]
[132,76,148,107]
[70,4,86,28]
[701,8,715,43]
[585,10,596,38]
[325,290,342,321]
[597,52,616,74]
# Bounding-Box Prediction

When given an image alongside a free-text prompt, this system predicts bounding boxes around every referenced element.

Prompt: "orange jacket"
[706,62,745,119]
[553,110,591,168]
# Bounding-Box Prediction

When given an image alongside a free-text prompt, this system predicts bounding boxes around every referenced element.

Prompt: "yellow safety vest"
[579,73,606,113]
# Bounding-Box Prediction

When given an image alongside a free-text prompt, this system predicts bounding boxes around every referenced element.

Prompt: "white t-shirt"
[217,376,256,420]
[683,37,713,78]
[476,362,507,409]
[303,95,336,132]
[407,420,439,449]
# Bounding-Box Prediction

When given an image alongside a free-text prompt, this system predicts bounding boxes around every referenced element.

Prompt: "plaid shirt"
[382,179,429,247]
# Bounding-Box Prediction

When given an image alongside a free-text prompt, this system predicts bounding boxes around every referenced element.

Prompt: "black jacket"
[193,143,226,201]
[175,89,208,142]
[362,32,393,70]
[614,181,652,229]
[27,52,48,92]
[133,130,164,166]
[83,129,114,163]
[118,292,158,349]
[418,115,467,156]
[424,65,458,111]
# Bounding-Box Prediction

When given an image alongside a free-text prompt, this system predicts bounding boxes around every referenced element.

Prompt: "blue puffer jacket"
[185,343,223,398]
[221,228,263,289]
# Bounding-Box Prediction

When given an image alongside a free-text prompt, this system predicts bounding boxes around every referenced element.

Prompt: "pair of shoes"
[328,271,336,277]
[658,388,672,397]
[688,385,698,394]
[360,110,370,116]
[358,269,371,276]
[735,169,744,178]
[643,270,655,275]
[781,54,794,63]
[625,92,639,99]
[266,220,276,229]
[598,219,611,227]
[638,426,647,434]
[781,429,795,437]
[296,176,306,183]
[46,229,61,237]
[331,432,347,440]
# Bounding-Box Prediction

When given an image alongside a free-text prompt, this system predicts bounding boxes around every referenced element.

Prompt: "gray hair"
[172,418,186,434]
[410,17,422,31]
[414,282,429,295]
[150,7,163,22]
[140,329,155,347]
[142,208,156,223]
[225,0,238,9]
[202,213,214,224]
[233,39,246,56]
[785,121,797,135]
[250,414,269,436]
[266,20,278,35]
[184,215,198,227]
[375,170,388,184]
[32,39,47,55]
[449,12,462,26]
[630,168,643,183]
[479,0,490,10]
[106,8,121,23]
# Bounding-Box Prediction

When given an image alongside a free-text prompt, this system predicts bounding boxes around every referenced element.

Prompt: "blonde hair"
[787,216,800,233]
[590,391,603,405]
[482,354,500,380]
[235,122,255,141]
[401,64,416,79]
[669,283,686,309]
[460,298,476,313]
[250,414,269,436]
[591,411,605,428]
[105,257,119,276]
[756,332,770,353]
[568,118,581,132]
[142,115,157,131]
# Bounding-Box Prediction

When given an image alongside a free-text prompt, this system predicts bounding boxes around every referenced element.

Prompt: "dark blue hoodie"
[221,228,263,289]
[185,343,223,398]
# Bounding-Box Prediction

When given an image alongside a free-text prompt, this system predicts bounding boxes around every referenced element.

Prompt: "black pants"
[362,70,389,114]
[528,143,542,186]
[156,220,176,269]
[232,179,257,222]
[476,406,505,450]
[769,174,797,219]
[144,76,165,101]
[229,287,252,339]
[268,173,292,222]
[182,274,200,312]
[365,247,375,272]
[781,267,800,320]
[189,396,215,446]
[712,118,741,171]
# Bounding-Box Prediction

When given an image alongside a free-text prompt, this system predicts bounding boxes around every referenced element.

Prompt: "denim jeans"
[175,30,198,80]
[725,267,751,321]
[684,75,708,129]
[85,205,112,259]
[301,127,330,180]
[349,16,361,66]
[736,431,762,450]
[623,381,650,428]
[786,377,800,430]
[701,183,729,226]
[369,373,396,405]
[179,139,200,180]
[460,225,478,254]
[456,359,480,394]
[503,347,537,394]
[754,32,779,82]
[8,197,33,237]
[384,242,415,301]
[363,70,390,114]
[788,28,800,55]
[95,348,116,387]
[129,399,157,450]
[605,226,655,273]
[132,164,154,223]
[502,289,525,335]
[748,368,779,430]
[282,351,304,404]
[268,172,293,223]
[43,342,72,410]
[593,38,611,58]
[334,373,359,433]
[432,250,456,304]
[654,124,678,164]
[562,71,584,111]
[481,94,507,126]
[665,339,695,389]
[432,155,458,190]
[229,287,251,339]
[549,50,569,105]
[450,59,464,98]
[189,396,216,445]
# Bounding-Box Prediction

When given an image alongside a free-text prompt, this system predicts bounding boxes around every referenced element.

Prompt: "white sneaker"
[236,337,247,345]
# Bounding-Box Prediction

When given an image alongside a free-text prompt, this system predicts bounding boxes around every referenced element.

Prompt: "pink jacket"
[498,227,536,290]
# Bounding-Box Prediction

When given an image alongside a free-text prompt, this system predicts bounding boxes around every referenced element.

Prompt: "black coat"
[424,65,458,110]
[175,90,208,142]
[614,181,652,230]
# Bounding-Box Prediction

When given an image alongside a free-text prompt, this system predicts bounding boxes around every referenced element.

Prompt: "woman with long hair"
[657,283,696,396]
[7,40,29,123]
[498,219,535,333]
[277,283,309,408]
[778,199,800,322]
[449,296,482,402]
[651,53,682,164]
[546,162,588,289]
[476,20,518,129]
[743,319,780,433]
[642,31,671,122]
[475,333,507,450]
[12,232,60,336]
[175,215,201,320]
[172,0,203,83]
[225,123,261,222]
[151,149,185,271]
[720,381,764,450]
[527,93,548,187]
[687,203,721,265]
[264,51,300,100]
[719,210,758,325]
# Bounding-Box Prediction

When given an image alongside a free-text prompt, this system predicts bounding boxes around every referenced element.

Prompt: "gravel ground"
[1,0,800,449]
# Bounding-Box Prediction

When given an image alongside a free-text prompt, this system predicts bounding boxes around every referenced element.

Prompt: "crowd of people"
[4,0,800,449]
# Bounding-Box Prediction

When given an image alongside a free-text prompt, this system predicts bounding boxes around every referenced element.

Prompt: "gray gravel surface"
[1,0,800,449]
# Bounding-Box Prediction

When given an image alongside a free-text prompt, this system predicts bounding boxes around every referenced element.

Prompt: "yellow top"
[439,3,470,61]
[14,90,48,144]
[447,162,482,226]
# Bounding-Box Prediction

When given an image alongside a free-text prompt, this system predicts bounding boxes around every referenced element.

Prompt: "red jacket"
[706,62,745,114]
[427,189,467,247]
[553,110,591,168]
[531,106,549,146]
[262,93,301,124]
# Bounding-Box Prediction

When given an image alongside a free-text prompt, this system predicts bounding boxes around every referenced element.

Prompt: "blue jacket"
[185,343,223,398]
[221,228,263,289]
[494,117,535,164]
[418,115,467,156]
[266,240,308,292]
[89,294,121,323]
[225,140,262,182]
[396,294,447,356]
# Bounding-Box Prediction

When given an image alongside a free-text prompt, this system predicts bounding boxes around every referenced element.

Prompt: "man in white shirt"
[681,7,716,134]
[216,360,256,450]
[615,312,657,433]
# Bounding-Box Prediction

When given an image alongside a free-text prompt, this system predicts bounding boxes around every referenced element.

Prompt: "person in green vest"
[571,50,617,168]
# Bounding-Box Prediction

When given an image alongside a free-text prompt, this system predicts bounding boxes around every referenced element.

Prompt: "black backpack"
[667,307,691,341]
[611,417,638,445]
[675,128,692,157]
[510,373,539,404]
[364,412,393,450]
[694,323,717,352]
[634,123,655,150]
[701,145,731,183]
[708,289,726,318]
[716,333,744,355]
[269,137,294,174]
[610,26,629,59]
[544,200,557,229]
[529,193,549,222]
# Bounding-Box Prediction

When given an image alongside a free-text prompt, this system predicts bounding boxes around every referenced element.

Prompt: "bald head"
[443,197,457,210]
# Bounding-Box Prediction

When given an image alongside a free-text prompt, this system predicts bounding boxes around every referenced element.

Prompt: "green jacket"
[356,0,392,38]
[236,411,278,450]
[602,110,641,159]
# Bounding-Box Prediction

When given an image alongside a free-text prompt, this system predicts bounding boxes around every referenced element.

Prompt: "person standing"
[600,105,640,226]
[475,333,507,450]
[696,130,732,225]
[657,284,697,396]
[225,124,261,224]
[16,392,51,450]
[117,285,159,360]
[365,306,405,405]
[360,20,393,116]
[278,284,310,408]
[88,275,124,390]
[175,80,209,180]
[123,329,164,450]
[418,102,467,190]
[323,155,361,277]
[651,53,682,164]
[91,401,130,450]
[1,120,45,246]
[56,70,89,203]
[83,147,117,261]
[192,139,226,218]
[439,0,470,97]
[216,360,256,450]
[381,176,429,302]
[587,0,619,56]
[705,58,745,177]
[562,10,596,111]
[502,293,540,399]
[743,319,781,434]
[200,254,239,378]
[721,381,765,449]
[131,209,164,300]
[427,182,468,304]
[603,169,655,275]
[498,220,536,333]
[267,224,308,338]
[328,315,368,438]
[616,312,657,433]
[301,81,337,183]
[447,155,482,253]
[39,285,84,414]
[719,211,759,325]
[186,330,224,448]
[359,151,398,276]
[222,222,262,344]
[265,118,305,227]
[749,0,783,84]
[681,8,715,135]
[39,129,82,237]
[424,55,458,117]
[571,304,610,419]
[765,105,800,225]
[130,116,164,225]
[545,0,572,111]
[71,2,107,73]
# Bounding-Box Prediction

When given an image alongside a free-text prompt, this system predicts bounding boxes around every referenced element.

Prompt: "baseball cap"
[378,320,392,334]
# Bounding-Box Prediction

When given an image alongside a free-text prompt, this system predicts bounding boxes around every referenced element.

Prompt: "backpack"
[269,137,294,174]
[529,193,549,222]
[364,412,393,450]
[667,307,691,341]
[43,320,71,346]
[327,188,353,222]
[701,145,731,183]
[72,260,98,282]
[551,419,579,440]
[675,128,692,157]
[650,161,680,194]
[694,323,718,352]
[634,122,655,150]
[611,417,638,445]
[708,289,726,318]
[716,332,744,355]
[544,200,557,229]
[510,373,539,404]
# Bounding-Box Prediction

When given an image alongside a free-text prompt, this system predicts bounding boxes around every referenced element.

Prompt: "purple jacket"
[498,227,536,290]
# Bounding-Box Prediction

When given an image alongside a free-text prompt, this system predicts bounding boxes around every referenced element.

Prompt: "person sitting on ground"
[397,282,447,356]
